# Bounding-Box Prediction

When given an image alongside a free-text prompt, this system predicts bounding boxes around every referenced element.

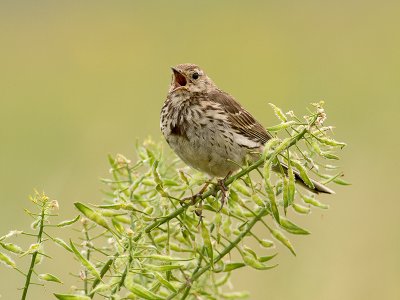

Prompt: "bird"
[160,63,334,195]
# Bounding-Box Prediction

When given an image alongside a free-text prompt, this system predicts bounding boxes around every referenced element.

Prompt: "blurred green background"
[1,1,399,299]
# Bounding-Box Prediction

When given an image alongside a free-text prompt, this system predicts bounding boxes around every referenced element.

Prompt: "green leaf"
[53,238,73,253]
[264,163,280,223]
[0,251,16,268]
[311,139,340,159]
[259,253,278,263]
[269,103,287,122]
[112,218,125,234]
[288,162,295,207]
[137,254,193,261]
[292,203,311,214]
[232,181,251,197]
[302,195,329,209]
[282,176,289,214]
[56,215,80,227]
[38,273,63,284]
[54,294,91,300]
[271,229,296,256]
[266,121,296,132]
[144,264,183,271]
[89,283,111,295]
[243,254,278,270]
[154,272,177,292]
[221,262,246,272]
[242,245,257,259]
[201,221,214,268]
[279,217,310,235]
[290,160,315,189]
[259,239,274,248]
[315,136,346,148]
[0,242,23,254]
[74,202,111,231]
[69,240,101,280]
[125,281,164,300]
[152,160,163,186]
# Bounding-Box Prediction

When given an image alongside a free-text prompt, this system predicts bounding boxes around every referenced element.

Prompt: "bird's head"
[169,63,215,94]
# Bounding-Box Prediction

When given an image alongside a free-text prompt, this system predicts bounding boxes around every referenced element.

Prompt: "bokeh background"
[1,1,399,299]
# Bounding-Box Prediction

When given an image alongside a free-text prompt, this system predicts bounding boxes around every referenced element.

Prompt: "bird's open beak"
[171,67,187,91]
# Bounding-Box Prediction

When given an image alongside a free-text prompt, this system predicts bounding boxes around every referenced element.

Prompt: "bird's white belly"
[166,124,248,177]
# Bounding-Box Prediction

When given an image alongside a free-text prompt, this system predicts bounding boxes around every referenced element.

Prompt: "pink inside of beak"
[173,70,187,88]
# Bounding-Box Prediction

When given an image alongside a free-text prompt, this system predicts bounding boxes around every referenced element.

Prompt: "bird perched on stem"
[160,63,334,195]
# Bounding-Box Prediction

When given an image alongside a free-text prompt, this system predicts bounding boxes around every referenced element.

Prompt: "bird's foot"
[180,182,210,205]
[216,172,232,212]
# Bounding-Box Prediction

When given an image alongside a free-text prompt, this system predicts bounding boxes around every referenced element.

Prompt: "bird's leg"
[217,171,232,212]
[180,182,210,205]
[195,199,204,223]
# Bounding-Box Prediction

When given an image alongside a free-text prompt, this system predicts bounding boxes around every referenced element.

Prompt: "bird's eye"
[192,72,199,80]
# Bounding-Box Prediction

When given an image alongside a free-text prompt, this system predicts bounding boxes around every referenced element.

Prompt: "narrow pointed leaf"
[125,281,164,300]
[266,121,296,132]
[264,163,280,223]
[221,262,246,272]
[69,240,101,280]
[302,195,329,209]
[38,273,63,283]
[288,162,295,206]
[0,242,23,254]
[154,272,177,292]
[292,203,311,214]
[279,217,310,235]
[54,294,91,300]
[259,239,274,248]
[0,252,16,268]
[74,202,110,230]
[259,253,278,263]
[144,264,183,271]
[53,238,73,253]
[290,160,315,189]
[271,229,296,256]
[201,221,214,267]
[269,103,287,122]
[56,215,80,227]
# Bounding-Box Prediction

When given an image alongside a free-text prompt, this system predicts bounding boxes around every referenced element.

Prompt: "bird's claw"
[216,172,232,212]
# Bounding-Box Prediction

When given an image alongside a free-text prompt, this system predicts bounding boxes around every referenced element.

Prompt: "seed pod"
[292,203,311,214]
[266,121,296,132]
[74,202,111,231]
[269,103,287,122]
[56,215,81,228]
[125,281,164,300]
[54,294,91,300]
[53,238,73,253]
[0,251,16,268]
[69,240,101,280]
[279,217,310,235]
[271,229,296,256]
[0,242,23,254]
[302,195,329,209]
[38,273,63,284]
[259,239,274,248]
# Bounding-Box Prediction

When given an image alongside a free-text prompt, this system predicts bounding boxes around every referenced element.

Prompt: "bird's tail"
[275,162,335,194]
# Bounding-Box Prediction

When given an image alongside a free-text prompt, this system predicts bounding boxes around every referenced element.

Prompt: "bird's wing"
[208,89,272,145]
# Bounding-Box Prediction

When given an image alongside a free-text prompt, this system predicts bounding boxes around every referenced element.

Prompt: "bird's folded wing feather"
[208,89,272,145]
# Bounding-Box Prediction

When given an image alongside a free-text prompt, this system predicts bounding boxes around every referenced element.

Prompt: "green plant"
[0,102,348,299]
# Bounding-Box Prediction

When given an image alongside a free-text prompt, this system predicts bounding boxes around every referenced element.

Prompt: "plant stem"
[169,206,268,299]
[21,204,46,300]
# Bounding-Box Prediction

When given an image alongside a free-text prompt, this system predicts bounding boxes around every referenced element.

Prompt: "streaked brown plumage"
[160,63,333,194]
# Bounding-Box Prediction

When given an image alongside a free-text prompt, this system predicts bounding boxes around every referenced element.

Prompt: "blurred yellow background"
[1,1,399,299]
